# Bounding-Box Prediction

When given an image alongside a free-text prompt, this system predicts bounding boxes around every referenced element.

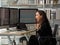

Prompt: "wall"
[56,9,60,19]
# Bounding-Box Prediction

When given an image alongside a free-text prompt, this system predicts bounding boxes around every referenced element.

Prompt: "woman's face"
[35,12,43,23]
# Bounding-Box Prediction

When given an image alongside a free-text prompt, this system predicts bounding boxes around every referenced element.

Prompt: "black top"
[29,22,56,45]
[37,22,52,38]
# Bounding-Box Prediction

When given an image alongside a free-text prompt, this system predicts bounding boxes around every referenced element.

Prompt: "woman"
[29,10,57,45]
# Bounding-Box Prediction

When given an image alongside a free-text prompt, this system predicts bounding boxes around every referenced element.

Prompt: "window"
[9,8,19,26]
[20,9,37,24]
[0,8,9,25]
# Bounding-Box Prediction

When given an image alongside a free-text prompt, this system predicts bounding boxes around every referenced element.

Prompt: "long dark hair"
[36,10,52,30]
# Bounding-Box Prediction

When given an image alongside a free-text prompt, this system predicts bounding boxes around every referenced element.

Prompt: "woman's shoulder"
[41,22,51,30]
[41,22,47,27]
[42,22,50,27]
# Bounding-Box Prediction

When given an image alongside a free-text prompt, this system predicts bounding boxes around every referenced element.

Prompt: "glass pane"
[10,8,19,25]
[28,0,35,4]
[20,9,37,23]
[0,8,9,25]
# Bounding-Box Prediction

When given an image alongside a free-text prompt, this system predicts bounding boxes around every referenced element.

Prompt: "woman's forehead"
[36,12,40,15]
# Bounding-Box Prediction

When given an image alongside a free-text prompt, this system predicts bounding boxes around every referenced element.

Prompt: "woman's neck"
[36,21,42,30]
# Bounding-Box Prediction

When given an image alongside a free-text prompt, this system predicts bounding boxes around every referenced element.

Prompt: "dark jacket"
[37,22,52,37]
[29,22,57,45]
[36,22,53,45]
